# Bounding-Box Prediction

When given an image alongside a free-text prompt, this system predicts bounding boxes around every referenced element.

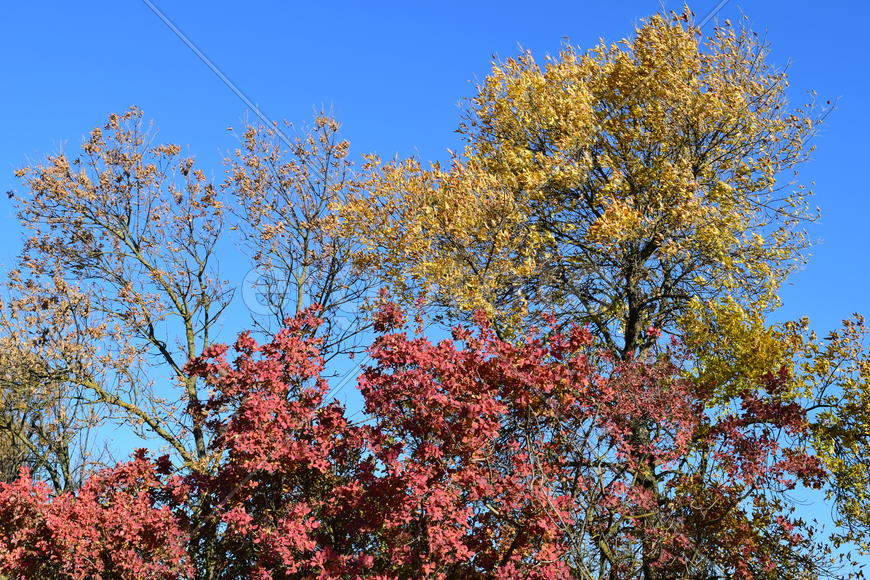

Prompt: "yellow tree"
[344,11,816,371]
[342,7,870,568]
[785,316,870,554]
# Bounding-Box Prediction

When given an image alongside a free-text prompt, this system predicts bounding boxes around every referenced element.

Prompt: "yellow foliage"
[679,296,790,399]
[343,156,546,333]
[342,10,817,353]
[784,316,870,551]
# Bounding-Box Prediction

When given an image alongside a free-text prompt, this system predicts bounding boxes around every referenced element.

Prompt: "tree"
[0,108,379,577]
[226,115,372,359]
[0,272,106,491]
[339,7,870,564]
[12,107,231,467]
[0,307,851,578]
[343,11,817,366]
[4,108,369,477]
[0,450,190,579]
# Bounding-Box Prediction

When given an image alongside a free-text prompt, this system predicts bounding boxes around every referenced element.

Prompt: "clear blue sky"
[1,1,868,333]
[1,1,869,563]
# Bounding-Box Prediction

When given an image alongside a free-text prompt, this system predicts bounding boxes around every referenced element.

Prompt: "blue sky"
[1,0,869,564]
[1,1,868,333]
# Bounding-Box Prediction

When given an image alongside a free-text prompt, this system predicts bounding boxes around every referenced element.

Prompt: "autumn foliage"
[0,450,189,578]
[0,306,837,578]
[2,6,870,579]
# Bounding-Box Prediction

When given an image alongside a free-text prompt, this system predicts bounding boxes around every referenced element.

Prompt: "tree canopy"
[1,7,868,579]
[343,11,817,365]
[0,307,847,578]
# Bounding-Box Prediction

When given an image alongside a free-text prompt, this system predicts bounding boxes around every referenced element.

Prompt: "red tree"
[0,306,834,578]
[0,450,190,579]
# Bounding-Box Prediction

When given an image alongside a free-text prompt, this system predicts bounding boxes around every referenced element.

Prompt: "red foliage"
[0,306,828,578]
[0,449,190,579]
